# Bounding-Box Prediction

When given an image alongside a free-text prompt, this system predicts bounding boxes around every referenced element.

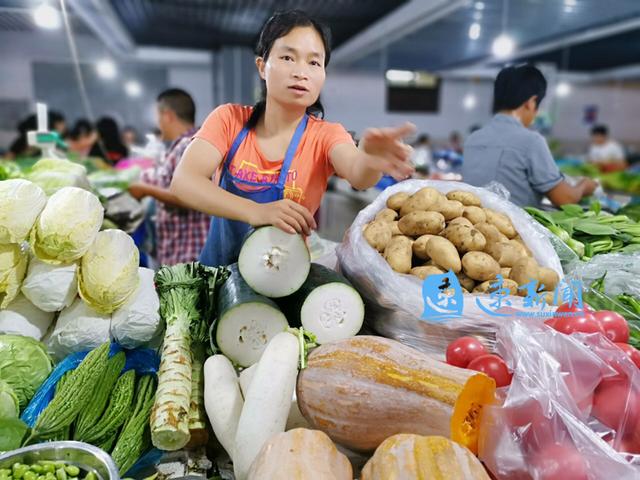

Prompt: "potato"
[507,239,529,258]
[426,236,461,273]
[383,236,413,273]
[473,278,519,295]
[398,211,445,237]
[462,206,486,225]
[485,242,525,267]
[363,221,392,252]
[386,192,410,211]
[375,208,398,223]
[412,234,435,260]
[484,209,517,238]
[410,265,445,280]
[448,217,474,228]
[390,221,402,236]
[433,200,464,221]
[500,267,512,279]
[399,189,441,216]
[461,251,501,282]
[442,224,486,254]
[510,257,540,286]
[456,272,476,292]
[541,291,555,305]
[512,236,533,257]
[474,222,508,244]
[538,267,560,292]
[446,190,482,207]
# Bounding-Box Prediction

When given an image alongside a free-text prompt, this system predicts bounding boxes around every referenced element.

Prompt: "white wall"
[322,69,494,142]
[167,66,214,126]
[551,83,640,144]
[323,69,640,148]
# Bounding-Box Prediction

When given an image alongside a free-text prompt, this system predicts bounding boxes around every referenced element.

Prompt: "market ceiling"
[109,0,408,51]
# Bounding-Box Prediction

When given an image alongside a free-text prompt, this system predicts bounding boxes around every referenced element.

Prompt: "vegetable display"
[361,434,491,480]
[363,187,554,296]
[0,243,28,309]
[0,179,47,244]
[296,336,496,454]
[0,460,96,480]
[29,187,103,265]
[247,428,352,480]
[0,335,52,410]
[150,262,228,451]
[526,203,640,260]
[238,226,311,298]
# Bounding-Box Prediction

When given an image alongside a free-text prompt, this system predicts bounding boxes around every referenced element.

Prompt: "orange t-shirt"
[194,103,354,214]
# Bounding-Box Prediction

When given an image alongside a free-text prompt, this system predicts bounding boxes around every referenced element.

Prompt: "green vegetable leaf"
[560,204,585,217]
[590,200,602,215]
[573,221,617,236]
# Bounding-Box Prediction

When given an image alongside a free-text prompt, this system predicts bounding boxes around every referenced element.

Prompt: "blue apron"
[199,114,308,266]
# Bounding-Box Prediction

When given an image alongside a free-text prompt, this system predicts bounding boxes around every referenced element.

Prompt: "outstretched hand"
[360,122,417,180]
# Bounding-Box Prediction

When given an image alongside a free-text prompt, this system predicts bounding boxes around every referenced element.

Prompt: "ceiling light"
[96,59,117,79]
[556,81,571,97]
[463,94,477,110]
[492,34,515,59]
[564,6,574,12]
[32,3,61,30]
[468,22,481,40]
[385,69,415,83]
[125,80,142,97]
[564,0,577,6]
[474,2,485,10]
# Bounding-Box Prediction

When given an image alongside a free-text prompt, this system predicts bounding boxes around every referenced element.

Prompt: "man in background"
[588,124,626,171]
[462,64,597,207]
[128,88,210,265]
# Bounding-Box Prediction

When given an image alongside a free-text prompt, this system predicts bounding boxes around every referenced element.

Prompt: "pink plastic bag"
[479,319,640,480]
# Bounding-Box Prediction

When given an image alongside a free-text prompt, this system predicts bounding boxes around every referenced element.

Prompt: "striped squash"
[296,336,495,453]
[361,434,491,479]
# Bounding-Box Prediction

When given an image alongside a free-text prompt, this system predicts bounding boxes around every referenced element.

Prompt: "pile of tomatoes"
[447,302,640,479]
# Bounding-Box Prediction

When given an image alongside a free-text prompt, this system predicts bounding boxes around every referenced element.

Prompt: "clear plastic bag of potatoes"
[336,179,563,358]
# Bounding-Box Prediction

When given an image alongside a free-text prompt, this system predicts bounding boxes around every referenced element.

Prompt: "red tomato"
[467,354,512,387]
[529,443,588,480]
[556,302,594,314]
[544,317,558,329]
[446,336,487,368]
[553,312,604,335]
[594,311,629,343]
[615,343,640,369]
[592,378,640,430]
[507,400,560,450]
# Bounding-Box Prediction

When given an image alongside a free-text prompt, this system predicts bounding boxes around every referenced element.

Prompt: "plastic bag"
[46,298,111,360]
[570,252,640,299]
[21,344,159,428]
[336,179,563,358]
[0,293,55,340]
[479,319,640,479]
[111,268,162,349]
[20,256,77,312]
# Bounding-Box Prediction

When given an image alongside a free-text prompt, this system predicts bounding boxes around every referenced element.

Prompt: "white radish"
[239,362,309,431]
[233,331,300,480]
[203,354,244,460]
[238,364,257,398]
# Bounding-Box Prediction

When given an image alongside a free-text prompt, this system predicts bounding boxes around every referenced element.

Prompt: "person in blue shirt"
[462,64,597,207]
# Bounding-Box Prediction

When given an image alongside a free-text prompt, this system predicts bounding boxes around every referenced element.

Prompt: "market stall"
[2,170,640,480]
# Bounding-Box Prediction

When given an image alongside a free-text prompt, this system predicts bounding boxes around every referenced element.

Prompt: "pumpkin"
[361,434,491,480]
[247,428,352,480]
[296,336,495,454]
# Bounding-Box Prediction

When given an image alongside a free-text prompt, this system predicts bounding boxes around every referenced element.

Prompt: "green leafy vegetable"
[0,335,52,409]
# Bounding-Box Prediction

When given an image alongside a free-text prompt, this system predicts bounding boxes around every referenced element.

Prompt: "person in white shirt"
[588,125,626,171]
[412,134,433,173]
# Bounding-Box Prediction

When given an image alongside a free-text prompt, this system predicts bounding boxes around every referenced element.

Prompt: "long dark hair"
[247,10,332,129]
